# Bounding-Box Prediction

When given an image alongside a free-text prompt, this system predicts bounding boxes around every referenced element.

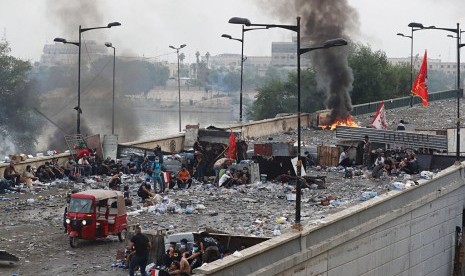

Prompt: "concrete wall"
[232,114,310,140]
[122,114,310,150]
[194,163,465,276]
[119,133,185,152]
[0,153,71,178]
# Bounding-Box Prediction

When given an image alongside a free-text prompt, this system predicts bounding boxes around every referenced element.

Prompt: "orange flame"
[320,116,358,130]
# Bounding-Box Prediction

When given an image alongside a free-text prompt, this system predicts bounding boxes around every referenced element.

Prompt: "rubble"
[1,99,460,275]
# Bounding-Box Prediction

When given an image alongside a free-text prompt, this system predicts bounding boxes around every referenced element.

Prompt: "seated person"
[137,181,153,202]
[36,163,55,182]
[125,158,138,174]
[78,155,92,176]
[4,161,21,187]
[218,171,238,188]
[63,158,77,179]
[108,172,123,190]
[372,163,388,179]
[237,167,250,185]
[338,148,351,167]
[50,158,65,179]
[176,166,192,189]
[163,242,182,268]
[98,157,113,175]
[186,241,203,271]
[21,165,39,190]
[374,152,385,166]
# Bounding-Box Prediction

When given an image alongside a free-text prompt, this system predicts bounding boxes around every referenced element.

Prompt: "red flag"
[372,101,387,129]
[411,50,428,107]
[227,131,237,160]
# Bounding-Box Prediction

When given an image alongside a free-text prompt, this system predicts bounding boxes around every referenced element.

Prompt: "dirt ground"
[0,164,387,276]
[3,98,455,275]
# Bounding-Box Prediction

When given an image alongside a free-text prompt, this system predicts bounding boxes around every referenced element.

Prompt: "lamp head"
[323,38,348,48]
[104,42,113,48]
[397,33,405,36]
[169,45,176,49]
[107,22,121,28]
[221,34,232,39]
[408,22,424,29]
[228,17,251,26]
[180,44,187,49]
[54,38,67,43]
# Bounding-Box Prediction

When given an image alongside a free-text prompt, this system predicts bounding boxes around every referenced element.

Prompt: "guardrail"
[351,89,460,116]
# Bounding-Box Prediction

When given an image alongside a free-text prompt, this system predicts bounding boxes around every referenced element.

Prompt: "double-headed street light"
[410,22,463,161]
[54,22,121,135]
[105,42,116,135]
[222,26,267,123]
[397,22,427,107]
[169,44,187,133]
[229,16,347,227]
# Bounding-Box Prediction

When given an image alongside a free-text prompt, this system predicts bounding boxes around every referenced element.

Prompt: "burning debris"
[320,115,358,130]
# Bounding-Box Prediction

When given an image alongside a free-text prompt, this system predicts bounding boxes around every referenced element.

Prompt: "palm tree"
[205,52,210,68]
[194,51,200,79]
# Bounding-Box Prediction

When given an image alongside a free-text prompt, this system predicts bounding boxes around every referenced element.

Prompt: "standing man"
[150,157,165,193]
[363,135,372,168]
[4,161,21,187]
[127,225,151,276]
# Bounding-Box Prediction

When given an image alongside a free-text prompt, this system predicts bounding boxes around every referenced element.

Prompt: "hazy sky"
[1,0,465,63]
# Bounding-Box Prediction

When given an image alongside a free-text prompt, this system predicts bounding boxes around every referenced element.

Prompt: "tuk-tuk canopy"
[75,189,123,201]
[72,189,126,216]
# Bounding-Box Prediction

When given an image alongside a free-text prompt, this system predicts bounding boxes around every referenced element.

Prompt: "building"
[40,40,109,66]
[388,56,465,75]
[202,53,271,76]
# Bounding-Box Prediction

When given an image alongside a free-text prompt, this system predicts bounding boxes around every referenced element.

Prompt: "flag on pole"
[372,101,387,129]
[227,131,237,160]
[411,50,428,107]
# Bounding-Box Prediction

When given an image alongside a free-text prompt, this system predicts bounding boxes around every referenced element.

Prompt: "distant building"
[40,40,109,66]
[202,53,271,75]
[388,56,465,75]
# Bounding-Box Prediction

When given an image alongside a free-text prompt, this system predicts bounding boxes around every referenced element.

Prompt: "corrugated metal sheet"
[335,126,448,150]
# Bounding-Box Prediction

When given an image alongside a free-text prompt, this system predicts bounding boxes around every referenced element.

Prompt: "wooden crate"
[317,146,340,166]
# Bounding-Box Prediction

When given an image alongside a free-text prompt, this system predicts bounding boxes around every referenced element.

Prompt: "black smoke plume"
[43,0,141,150]
[257,0,359,122]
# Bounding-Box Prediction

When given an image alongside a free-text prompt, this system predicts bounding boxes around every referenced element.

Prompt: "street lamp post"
[396,31,414,107]
[229,16,347,226]
[54,22,121,135]
[105,42,116,135]
[169,44,187,132]
[398,23,432,107]
[222,26,267,123]
[410,22,463,161]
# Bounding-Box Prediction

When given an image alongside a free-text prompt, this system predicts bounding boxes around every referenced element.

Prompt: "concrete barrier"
[119,133,185,152]
[0,153,71,178]
[120,114,310,150]
[194,163,465,275]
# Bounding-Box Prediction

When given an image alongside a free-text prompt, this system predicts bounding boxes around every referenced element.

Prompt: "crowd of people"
[337,135,421,179]
[126,225,246,275]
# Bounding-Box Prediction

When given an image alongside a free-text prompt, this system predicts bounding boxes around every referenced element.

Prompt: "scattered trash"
[359,191,377,201]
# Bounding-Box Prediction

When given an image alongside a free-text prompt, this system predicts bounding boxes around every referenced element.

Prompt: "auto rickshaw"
[65,189,128,248]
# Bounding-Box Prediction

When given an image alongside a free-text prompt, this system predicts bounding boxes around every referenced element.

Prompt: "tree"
[348,43,411,104]
[0,41,44,155]
[205,52,210,68]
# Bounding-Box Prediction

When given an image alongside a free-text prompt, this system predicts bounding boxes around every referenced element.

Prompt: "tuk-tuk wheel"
[118,228,127,242]
[70,237,78,248]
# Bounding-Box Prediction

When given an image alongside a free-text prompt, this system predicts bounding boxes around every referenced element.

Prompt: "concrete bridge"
[193,163,465,275]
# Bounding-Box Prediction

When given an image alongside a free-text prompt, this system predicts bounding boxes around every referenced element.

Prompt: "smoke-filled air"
[258,0,359,123]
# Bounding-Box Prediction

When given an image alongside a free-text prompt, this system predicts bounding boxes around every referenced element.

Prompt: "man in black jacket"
[127,225,151,276]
